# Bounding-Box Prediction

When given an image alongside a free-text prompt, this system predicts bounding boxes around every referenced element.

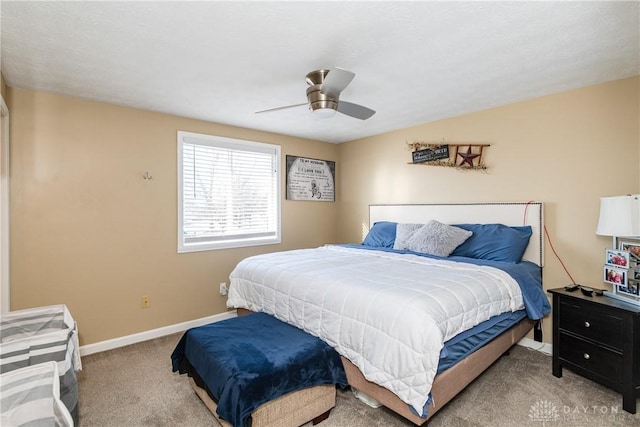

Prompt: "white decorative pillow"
[393,223,423,250]
[404,220,473,257]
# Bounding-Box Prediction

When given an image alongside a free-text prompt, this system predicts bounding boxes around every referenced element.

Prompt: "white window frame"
[177,131,281,252]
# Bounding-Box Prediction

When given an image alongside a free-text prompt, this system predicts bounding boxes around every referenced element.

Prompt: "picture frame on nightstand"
[604,237,640,306]
[603,265,628,286]
[605,248,630,267]
[619,239,640,262]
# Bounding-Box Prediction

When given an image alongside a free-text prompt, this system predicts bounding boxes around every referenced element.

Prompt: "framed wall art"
[285,155,335,202]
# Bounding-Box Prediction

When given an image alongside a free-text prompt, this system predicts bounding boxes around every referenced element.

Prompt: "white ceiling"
[1,1,638,144]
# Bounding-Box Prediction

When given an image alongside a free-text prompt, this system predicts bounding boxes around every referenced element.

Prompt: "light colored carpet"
[77,333,639,426]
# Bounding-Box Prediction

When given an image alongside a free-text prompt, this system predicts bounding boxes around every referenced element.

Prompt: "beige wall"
[8,76,639,347]
[337,76,640,343]
[8,87,338,345]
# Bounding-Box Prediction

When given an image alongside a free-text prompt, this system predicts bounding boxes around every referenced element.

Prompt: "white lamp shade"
[596,195,640,237]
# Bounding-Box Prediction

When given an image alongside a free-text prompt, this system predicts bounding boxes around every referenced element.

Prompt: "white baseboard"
[79,311,552,358]
[79,310,238,356]
[517,337,553,356]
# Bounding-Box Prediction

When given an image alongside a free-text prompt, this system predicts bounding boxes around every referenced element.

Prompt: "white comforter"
[227,246,524,413]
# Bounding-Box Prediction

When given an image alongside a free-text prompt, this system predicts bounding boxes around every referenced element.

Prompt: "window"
[177,131,281,252]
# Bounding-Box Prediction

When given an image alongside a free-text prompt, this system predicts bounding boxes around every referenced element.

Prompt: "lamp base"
[604,291,640,307]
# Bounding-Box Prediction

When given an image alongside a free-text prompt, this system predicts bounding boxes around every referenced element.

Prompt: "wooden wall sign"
[412,145,450,163]
[407,141,490,170]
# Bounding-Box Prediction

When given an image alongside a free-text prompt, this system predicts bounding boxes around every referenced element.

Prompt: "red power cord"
[524,200,577,285]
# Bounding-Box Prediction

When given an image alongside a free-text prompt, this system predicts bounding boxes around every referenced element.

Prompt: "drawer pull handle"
[584,353,590,360]
[584,321,590,328]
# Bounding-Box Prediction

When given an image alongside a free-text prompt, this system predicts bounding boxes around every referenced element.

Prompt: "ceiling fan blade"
[336,100,376,120]
[321,67,355,98]
[255,103,307,114]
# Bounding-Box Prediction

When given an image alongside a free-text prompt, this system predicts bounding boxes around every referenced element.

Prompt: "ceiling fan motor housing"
[306,69,338,112]
[306,85,338,111]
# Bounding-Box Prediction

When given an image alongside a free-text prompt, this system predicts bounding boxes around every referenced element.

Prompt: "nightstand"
[548,288,640,414]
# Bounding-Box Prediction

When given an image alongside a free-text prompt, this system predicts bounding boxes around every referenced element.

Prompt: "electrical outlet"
[141,295,150,309]
[219,282,228,296]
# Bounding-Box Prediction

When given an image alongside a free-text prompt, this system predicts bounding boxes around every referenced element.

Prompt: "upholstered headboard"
[369,202,544,267]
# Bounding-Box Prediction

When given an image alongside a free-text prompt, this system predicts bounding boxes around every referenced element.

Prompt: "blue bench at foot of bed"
[171,312,348,427]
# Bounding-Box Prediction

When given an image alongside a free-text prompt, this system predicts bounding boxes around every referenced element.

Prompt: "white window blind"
[178,131,280,252]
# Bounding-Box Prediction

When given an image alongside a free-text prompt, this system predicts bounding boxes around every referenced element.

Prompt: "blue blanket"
[171,313,347,427]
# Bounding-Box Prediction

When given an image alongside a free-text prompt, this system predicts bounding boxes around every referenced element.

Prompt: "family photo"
[603,265,627,286]
[606,249,630,267]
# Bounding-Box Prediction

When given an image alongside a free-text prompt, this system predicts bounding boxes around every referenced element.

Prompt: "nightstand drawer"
[559,300,624,350]
[559,332,623,385]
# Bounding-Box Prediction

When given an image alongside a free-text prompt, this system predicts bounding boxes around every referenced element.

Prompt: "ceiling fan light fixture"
[311,107,337,119]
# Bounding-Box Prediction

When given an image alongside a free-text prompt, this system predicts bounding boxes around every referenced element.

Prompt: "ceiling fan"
[255,67,376,120]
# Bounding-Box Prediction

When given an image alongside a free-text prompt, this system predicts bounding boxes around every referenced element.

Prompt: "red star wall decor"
[457,146,481,167]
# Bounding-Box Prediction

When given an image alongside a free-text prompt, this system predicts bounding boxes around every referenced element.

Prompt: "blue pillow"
[362,221,397,248]
[450,224,532,263]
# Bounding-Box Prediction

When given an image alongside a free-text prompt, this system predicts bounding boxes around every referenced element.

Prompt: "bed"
[227,202,550,425]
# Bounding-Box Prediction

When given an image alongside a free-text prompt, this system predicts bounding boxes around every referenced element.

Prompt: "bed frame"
[341,319,535,425]
[240,202,544,426]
